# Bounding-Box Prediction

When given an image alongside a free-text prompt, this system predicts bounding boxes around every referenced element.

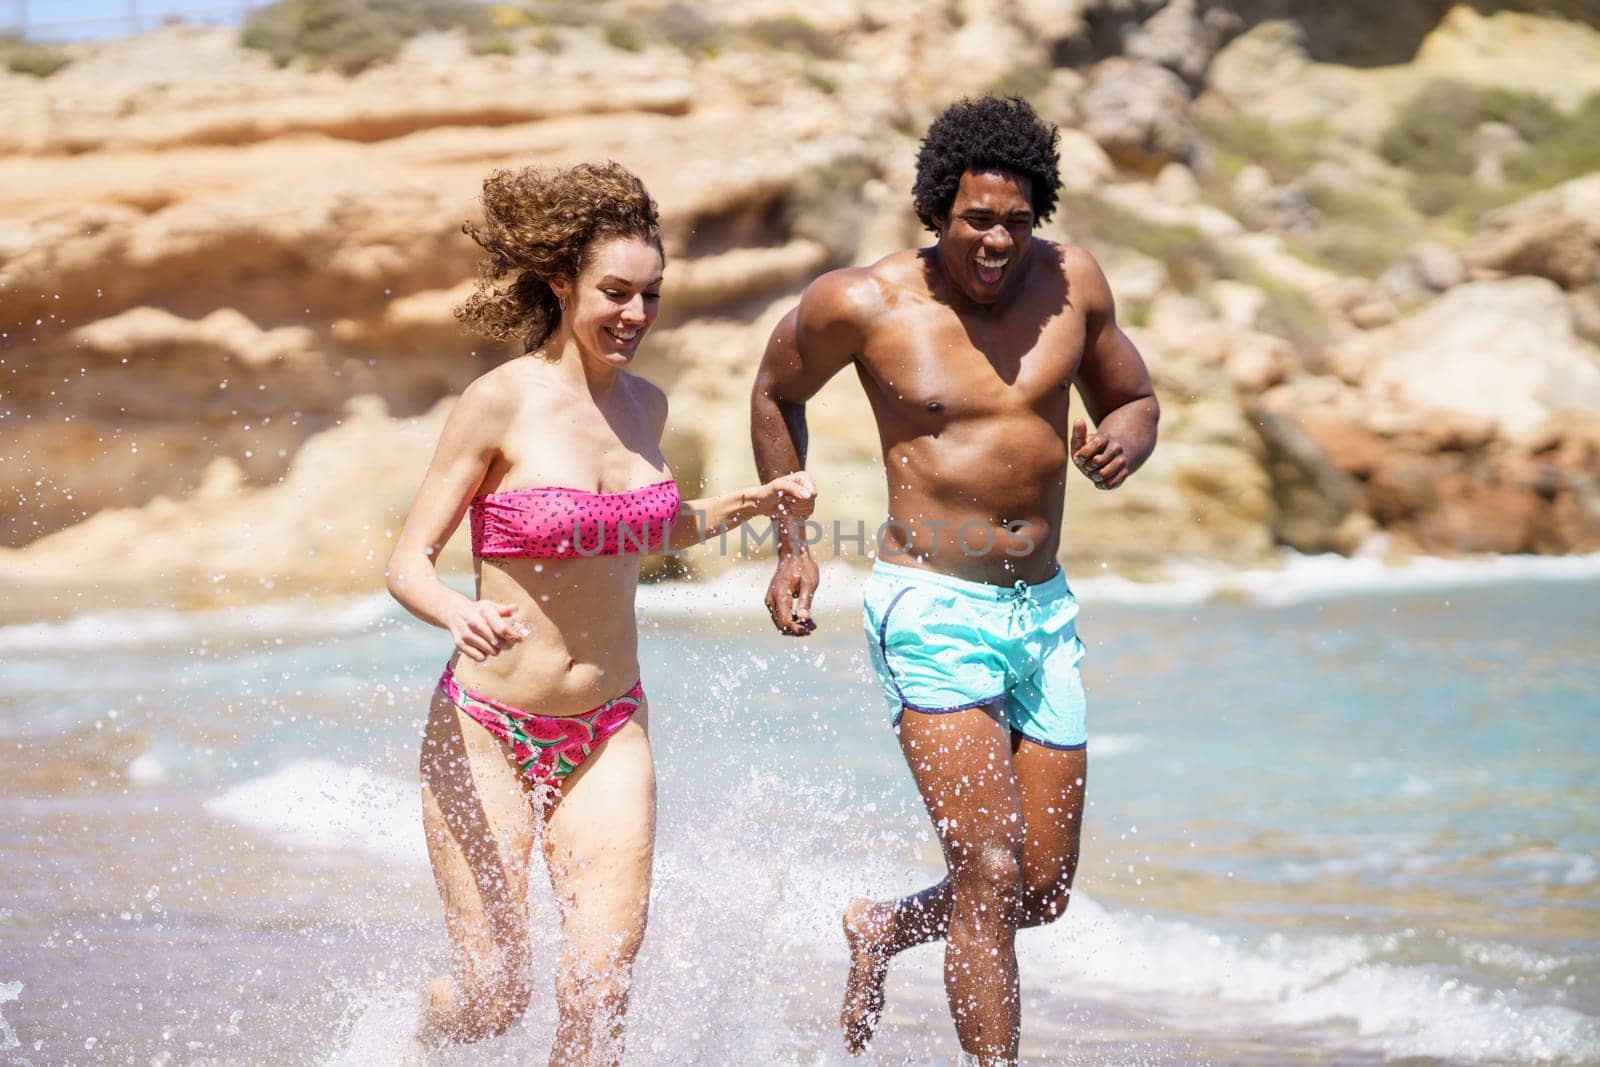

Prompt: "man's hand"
[1072,418,1129,490]
[765,551,819,636]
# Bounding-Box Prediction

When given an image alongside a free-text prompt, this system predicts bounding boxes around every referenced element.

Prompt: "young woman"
[385,161,813,1064]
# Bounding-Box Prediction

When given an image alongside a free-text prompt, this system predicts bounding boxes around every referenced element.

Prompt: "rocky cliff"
[3,0,1598,614]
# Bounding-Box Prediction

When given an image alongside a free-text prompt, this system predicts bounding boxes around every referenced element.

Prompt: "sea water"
[1,556,1596,1065]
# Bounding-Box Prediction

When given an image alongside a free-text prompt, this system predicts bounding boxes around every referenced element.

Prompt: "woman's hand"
[752,470,817,520]
[445,599,526,662]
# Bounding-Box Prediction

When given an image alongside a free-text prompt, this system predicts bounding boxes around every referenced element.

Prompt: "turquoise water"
[0,563,1597,1063]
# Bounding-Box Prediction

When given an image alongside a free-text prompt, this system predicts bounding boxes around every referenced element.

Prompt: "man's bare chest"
[859,305,1087,421]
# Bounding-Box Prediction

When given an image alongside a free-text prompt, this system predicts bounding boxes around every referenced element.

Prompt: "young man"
[750,97,1159,1064]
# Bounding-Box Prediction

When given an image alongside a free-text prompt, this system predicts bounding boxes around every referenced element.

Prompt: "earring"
[557,294,567,311]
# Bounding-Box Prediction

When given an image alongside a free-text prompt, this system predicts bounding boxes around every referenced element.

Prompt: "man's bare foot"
[841,899,891,1054]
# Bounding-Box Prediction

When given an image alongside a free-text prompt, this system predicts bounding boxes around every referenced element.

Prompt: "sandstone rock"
[1013,0,1095,45]
[1465,174,1600,291]
[1380,240,1467,305]
[1231,165,1318,233]
[1251,407,1358,554]
[1294,415,1386,480]
[1334,277,1600,441]
[1570,287,1600,345]
[1330,279,1398,330]
[1080,58,1196,174]
[1098,247,1169,308]
[687,240,831,309]
[1208,280,1269,331]
[0,26,697,155]
[941,10,1050,101]
[1057,128,1116,193]
[1202,20,1310,111]
[329,282,480,359]
[1153,162,1201,206]
[1224,334,1295,394]
[1123,0,1217,86]
[1202,8,1600,145]
[1413,476,1540,555]
[0,395,465,605]
[1032,68,1089,131]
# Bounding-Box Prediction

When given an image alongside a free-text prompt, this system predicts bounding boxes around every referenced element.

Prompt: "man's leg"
[841,729,1087,1056]
[844,703,1024,1063]
[1011,736,1086,925]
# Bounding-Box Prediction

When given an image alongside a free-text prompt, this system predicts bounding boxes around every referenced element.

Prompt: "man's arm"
[750,271,867,633]
[1068,249,1159,489]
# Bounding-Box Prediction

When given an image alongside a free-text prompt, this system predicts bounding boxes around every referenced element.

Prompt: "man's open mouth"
[975,253,1009,286]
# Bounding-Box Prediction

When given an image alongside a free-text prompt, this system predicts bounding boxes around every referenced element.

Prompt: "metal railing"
[7,2,271,40]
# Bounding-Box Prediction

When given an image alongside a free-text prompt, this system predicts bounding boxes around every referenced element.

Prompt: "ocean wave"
[204,760,425,869]
[633,551,1600,615]
[217,758,1598,1065]
[1029,897,1600,1063]
[1070,548,1600,608]
[0,593,395,655]
[5,550,1597,651]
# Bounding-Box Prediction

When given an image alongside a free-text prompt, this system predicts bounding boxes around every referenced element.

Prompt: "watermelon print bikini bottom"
[438,664,642,785]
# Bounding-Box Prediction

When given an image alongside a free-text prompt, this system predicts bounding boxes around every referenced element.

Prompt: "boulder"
[1057,128,1116,193]
[1123,0,1231,87]
[1333,277,1600,442]
[1080,58,1196,174]
[1466,174,1600,291]
[1379,241,1466,305]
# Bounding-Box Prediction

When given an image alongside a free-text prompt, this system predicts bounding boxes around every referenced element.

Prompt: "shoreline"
[3,548,1600,646]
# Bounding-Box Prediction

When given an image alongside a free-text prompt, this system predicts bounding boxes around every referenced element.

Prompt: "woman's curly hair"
[911,96,1061,234]
[455,161,662,350]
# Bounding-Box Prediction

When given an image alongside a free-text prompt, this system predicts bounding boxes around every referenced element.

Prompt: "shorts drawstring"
[1006,578,1034,631]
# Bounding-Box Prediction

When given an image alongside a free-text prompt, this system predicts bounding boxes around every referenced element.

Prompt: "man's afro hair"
[911,96,1061,234]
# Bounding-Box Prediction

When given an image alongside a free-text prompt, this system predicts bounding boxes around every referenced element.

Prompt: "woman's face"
[557,236,664,367]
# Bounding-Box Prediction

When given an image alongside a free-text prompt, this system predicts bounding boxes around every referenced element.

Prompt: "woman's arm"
[636,372,816,553]
[385,379,523,662]
[668,473,816,551]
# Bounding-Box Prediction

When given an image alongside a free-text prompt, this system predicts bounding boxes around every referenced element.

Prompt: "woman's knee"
[480,973,534,1034]
[563,927,646,988]
[426,970,532,1043]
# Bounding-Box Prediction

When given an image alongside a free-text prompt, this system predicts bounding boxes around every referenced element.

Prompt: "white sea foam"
[0,593,395,655]
[1091,733,1139,757]
[126,750,168,786]
[639,550,1600,616]
[1494,849,1600,887]
[204,760,425,869]
[5,549,1597,653]
[1070,548,1600,608]
[1025,897,1600,1063]
[325,989,429,1067]
[0,980,21,1054]
[255,757,1597,1065]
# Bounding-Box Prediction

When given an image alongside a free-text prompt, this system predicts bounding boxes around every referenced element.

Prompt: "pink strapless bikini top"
[469,479,681,559]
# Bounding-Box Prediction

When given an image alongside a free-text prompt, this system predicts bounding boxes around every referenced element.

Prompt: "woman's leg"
[418,686,539,1046]
[541,705,656,1067]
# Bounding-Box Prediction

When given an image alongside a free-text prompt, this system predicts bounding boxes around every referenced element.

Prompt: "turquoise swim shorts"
[861,558,1088,749]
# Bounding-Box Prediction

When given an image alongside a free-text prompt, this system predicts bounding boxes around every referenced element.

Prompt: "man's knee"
[952,841,1025,910]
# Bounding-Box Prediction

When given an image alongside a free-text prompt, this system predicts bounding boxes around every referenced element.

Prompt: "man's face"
[935,169,1035,306]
